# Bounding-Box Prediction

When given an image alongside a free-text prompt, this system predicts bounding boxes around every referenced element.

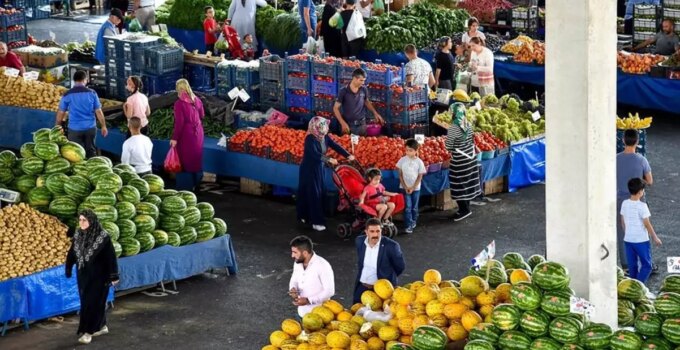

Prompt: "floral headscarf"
[307,117,330,141]
[72,209,110,269]
[450,102,472,138]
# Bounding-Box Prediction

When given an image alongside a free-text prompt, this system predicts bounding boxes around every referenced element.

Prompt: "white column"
[545,0,618,326]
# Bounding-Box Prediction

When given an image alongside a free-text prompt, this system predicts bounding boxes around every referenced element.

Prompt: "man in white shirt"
[121,117,153,176]
[288,235,335,317]
[134,0,156,31]
[404,44,435,91]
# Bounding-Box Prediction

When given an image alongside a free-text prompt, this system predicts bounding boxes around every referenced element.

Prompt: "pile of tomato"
[474,132,507,152]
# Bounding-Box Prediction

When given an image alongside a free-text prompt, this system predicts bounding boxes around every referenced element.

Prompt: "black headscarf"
[72,209,110,269]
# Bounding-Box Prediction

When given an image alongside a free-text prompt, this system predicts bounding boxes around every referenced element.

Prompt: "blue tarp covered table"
[0,107,54,150]
[509,137,545,192]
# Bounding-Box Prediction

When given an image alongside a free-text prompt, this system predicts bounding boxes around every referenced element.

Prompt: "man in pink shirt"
[288,236,335,317]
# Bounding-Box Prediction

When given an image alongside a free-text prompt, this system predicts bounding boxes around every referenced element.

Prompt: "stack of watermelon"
[0,126,229,258]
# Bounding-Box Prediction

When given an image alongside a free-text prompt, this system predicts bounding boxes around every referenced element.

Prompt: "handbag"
[346,9,367,42]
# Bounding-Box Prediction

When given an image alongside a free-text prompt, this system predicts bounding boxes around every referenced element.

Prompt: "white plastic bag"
[315,37,325,55]
[346,9,366,42]
[303,36,317,54]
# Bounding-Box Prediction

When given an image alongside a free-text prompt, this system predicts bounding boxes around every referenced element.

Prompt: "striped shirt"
[446,123,481,200]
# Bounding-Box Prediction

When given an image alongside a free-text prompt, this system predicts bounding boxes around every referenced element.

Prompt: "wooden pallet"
[184,52,224,67]
[484,176,507,195]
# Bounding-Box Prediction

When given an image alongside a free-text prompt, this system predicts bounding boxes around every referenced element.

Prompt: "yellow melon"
[282,319,303,336]
[378,325,400,341]
[281,339,300,350]
[361,290,384,311]
[388,318,399,327]
[270,330,291,347]
[297,343,312,350]
[439,280,457,288]
[351,303,364,314]
[460,296,476,309]
[423,269,443,284]
[308,332,327,345]
[323,300,345,315]
[495,283,513,302]
[438,287,462,304]
[394,304,411,319]
[351,334,363,341]
[479,304,495,317]
[398,316,415,335]
[367,337,385,350]
[313,306,335,324]
[460,275,489,297]
[415,284,439,304]
[411,302,426,315]
[446,321,468,341]
[351,315,366,327]
[412,314,430,328]
[510,269,532,285]
[303,313,325,332]
[461,310,483,331]
[372,320,387,331]
[409,281,425,292]
[399,335,412,344]
[443,303,469,320]
[326,330,351,348]
[484,313,493,323]
[319,328,331,336]
[476,290,497,306]
[341,320,361,335]
[351,339,369,350]
[431,314,449,328]
[393,287,416,306]
[262,346,279,350]
[374,279,395,300]
[426,300,445,317]
[337,310,353,322]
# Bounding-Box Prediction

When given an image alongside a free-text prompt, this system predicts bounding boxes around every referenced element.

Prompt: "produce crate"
[10,0,27,8]
[511,18,539,30]
[106,77,126,100]
[286,92,312,109]
[1,27,26,44]
[259,55,284,82]
[666,0,680,9]
[512,6,538,19]
[390,86,428,106]
[312,95,335,113]
[286,73,310,90]
[495,9,512,26]
[184,63,215,91]
[311,79,337,95]
[260,81,285,103]
[312,59,338,79]
[121,37,160,72]
[634,5,661,19]
[105,58,122,77]
[234,66,260,88]
[286,113,313,129]
[664,7,680,20]
[143,45,184,75]
[366,62,403,86]
[104,37,120,59]
[122,62,143,79]
[633,18,658,32]
[339,62,362,85]
[390,106,429,125]
[634,32,655,42]
[143,71,181,96]
[26,5,49,20]
[216,63,234,89]
[367,87,389,103]
[261,100,285,112]
[481,150,496,160]
[1,11,26,27]
[388,123,429,138]
[285,55,311,74]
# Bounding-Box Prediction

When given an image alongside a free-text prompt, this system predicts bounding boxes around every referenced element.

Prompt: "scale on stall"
[0,188,20,208]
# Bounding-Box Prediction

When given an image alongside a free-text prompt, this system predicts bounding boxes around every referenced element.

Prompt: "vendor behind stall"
[0,41,25,76]
[333,68,384,136]
[632,19,680,56]
[461,17,486,46]
[95,9,124,64]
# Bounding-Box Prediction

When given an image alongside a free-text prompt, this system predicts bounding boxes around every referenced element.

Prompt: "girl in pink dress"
[123,76,151,136]
[359,168,397,222]
[170,79,205,192]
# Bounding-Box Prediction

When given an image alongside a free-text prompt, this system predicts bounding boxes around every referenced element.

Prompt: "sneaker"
[453,211,472,222]
[78,333,92,344]
[411,223,417,230]
[312,225,326,231]
[404,226,413,234]
[484,197,501,203]
[93,326,108,337]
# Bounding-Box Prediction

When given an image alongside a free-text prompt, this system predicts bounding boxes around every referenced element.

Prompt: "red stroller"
[331,161,405,239]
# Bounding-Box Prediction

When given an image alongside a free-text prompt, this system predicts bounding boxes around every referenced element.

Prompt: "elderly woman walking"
[171,79,205,192]
[446,102,481,222]
[65,209,119,345]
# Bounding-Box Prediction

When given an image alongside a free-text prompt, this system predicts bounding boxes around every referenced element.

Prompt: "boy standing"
[620,178,662,284]
[121,117,154,176]
[203,6,220,53]
[396,139,427,234]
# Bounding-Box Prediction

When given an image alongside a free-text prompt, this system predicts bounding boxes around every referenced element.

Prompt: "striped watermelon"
[114,164,136,173]
[112,240,122,258]
[115,201,136,220]
[143,194,162,207]
[0,167,14,184]
[561,345,584,350]
[520,309,550,338]
[142,174,165,193]
[178,190,197,207]
[532,262,570,291]
[619,305,635,327]
[88,156,113,168]
[101,221,120,241]
[14,174,37,193]
[136,202,159,220]
[213,218,227,236]
[530,337,561,350]
[11,159,24,176]
[183,206,202,226]
[152,230,169,247]
[549,317,582,344]
[117,185,141,204]
[528,255,546,270]
[160,214,185,232]
[64,175,92,198]
[60,142,86,163]
[44,157,71,174]
[96,173,123,193]
[470,323,502,344]
[72,162,88,177]
[194,221,216,242]
[503,253,526,269]
[166,231,181,247]
[49,197,78,217]
[49,125,68,145]
[465,340,496,350]
[0,150,16,168]
[87,189,117,206]
[498,330,532,350]
[161,196,187,215]
[391,344,418,350]
[179,226,197,245]
[21,157,44,176]
[117,219,137,239]
[579,323,612,350]
[635,302,656,317]
[158,189,178,198]
[412,325,448,350]
[135,232,155,252]
[662,276,680,294]
[510,282,542,311]
[32,128,50,142]
[78,200,97,213]
[87,167,113,186]
[619,278,646,302]
[119,171,139,185]
[133,214,156,233]
[128,178,150,198]
[33,142,60,161]
[661,318,680,344]
[94,205,118,222]
[20,143,35,158]
[642,337,672,350]
[617,267,626,283]
[655,293,680,318]
[196,202,215,220]
[541,290,572,317]
[610,330,642,350]
[493,304,522,331]
[27,187,52,207]
[118,237,141,256]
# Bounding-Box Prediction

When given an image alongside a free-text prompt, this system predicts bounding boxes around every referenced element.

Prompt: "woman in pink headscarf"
[170,79,205,192]
[297,117,354,231]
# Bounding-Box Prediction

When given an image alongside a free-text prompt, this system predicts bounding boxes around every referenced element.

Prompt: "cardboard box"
[431,190,457,211]
[484,176,508,195]
[239,178,270,196]
[28,49,69,69]
[26,64,69,84]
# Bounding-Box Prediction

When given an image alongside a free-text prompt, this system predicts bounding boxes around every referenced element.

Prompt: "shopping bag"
[373,0,385,15]
[330,11,343,28]
[129,18,143,32]
[303,36,317,54]
[346,9,366,42]
[215,33,229,51]
[164,147,182,173]
[315,37,325,55]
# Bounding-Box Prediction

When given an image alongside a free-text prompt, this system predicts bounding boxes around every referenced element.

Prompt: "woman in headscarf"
[297,117,354,231]
[227,0,268,48]
[445,102,481,222]
[65,209,119,345]
[170,79,205,192]
[320,0,343,57]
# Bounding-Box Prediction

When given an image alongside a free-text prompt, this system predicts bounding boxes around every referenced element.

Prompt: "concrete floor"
[2,18,679,350]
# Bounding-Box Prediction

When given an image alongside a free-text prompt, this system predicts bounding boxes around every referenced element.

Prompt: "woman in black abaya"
[65,209,119,345]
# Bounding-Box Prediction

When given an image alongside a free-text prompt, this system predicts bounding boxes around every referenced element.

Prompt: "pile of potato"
[0,67,67,112]
[0,203,71,281]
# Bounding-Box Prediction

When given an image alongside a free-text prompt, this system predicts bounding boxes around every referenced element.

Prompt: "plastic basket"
[122,62,142,78]
[144,45,183,75]
[216,64,234,88]
[286,55,311,74]
[26,6,49,21]
[261,100,285,111]
[664,7,680,19]
[260,82,285,102]
[234,67,260,88]
[104,37,120,59]
[312,60,338,79]
[368,87,389,103]
[143,72,181,96]
[391,106,429,124]
[366,62,403,86]
[286,92,312,109]
[633,18,658,31]
[1,11,26,27]
[105,58,123,77]
[106,77,127,100]
[120,37,160,71]
[311,79,337,95]
[391,87,428,106]
[512,6,538,19]
[481,150,496,160]
[634,5,660,19]
[286,74,310,90]
[184,64,215,90]
[427,162,442,173]
[339,63,362,84]
[634,32,655,42]
[313,95,335,113]
[10,0,27,8]
[259,55,284,82]
[2,28,26,44]
[388,123,429,138]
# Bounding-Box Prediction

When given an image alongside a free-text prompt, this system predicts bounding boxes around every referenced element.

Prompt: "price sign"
[667,257,680,273]
[471,240,496,270]
[159,24,168,32]
[414,134,425,145]
[150,25,161,33]
[351,134,360,145]
[570,296,595,318]
[238,89,251,102]
[228,87,240,100]
[532,111,541,122]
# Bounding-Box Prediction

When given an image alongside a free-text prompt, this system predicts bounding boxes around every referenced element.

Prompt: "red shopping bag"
[164,147,182,173]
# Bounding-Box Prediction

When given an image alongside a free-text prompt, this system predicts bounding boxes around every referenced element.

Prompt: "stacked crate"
[142,44,184,96]
[633,4,661,43]
[388,84,429,138]
[105,35,160,100]
[663,0,680,35]
[259,55,285,111]
[232,65,260,110]
[216,61,235,98]
[0,9,27,47]
[364,60,403,123]
[25,0,49,21]
[284,55,312,121]
[311,57,339,119]
[511,6,539,36]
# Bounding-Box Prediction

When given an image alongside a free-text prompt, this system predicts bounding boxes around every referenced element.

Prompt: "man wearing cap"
[95,9,124,64]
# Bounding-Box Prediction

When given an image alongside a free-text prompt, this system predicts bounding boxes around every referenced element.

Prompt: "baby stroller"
[220,23,245,59]
[330,160,405,239]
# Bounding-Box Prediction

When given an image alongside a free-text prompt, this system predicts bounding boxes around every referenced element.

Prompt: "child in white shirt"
[121,117,153,176]
[396,138,426,234]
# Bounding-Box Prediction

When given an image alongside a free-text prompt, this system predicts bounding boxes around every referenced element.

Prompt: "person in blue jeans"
[298,0,317,44]
[396,139,426,234]
[620,178,662,284]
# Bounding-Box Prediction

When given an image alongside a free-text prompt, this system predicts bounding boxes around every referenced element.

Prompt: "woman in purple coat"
[170,79,205,192]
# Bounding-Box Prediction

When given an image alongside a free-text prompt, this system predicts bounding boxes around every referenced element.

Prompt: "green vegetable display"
[118,108,233,140]
[165,0,231,31]
[256,6,285,40]
[263,13,302,53]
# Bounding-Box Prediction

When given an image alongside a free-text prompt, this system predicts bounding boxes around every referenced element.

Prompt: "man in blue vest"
[95,9,124,64]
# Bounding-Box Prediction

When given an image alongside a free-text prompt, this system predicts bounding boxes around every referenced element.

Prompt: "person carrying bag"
[340,0,366,58]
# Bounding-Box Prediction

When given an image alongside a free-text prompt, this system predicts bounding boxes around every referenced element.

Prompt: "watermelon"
[486,266,509,288]
[44,157,72,174]
[152,230,169,247]
[119,171,139,185]
[133,214,156,233]
[530,337,562,350]
[655,293,680,318]
[541,290,572,317]
[412,325,448,350]
[49,126,68,145]
[561,345,584,350]
[88,156,113,168]
[183,206,201,226]
[194,221,216,242]
[528,255,546,270]
[617,267,626,283]
[179,226,197,245]
[49,197,78,217]
[118,237,141,256]
[64,175,92,198]
[87,166,113,186]
[503,253,526,269]
[112,240,122,258]
[466,340,496,350]
[135,232,155,252]
[60,142,86,163]
[160,213,185,232]
[93,205,117,222]
[661,319,680,344]
[470,323,502,344]
[117,219,137,239]
[549,317,582,344]
[72,162,88,177]
[135,202,159,220]
[619,305,635,327]
[642,337,672,350]
[493,304,522,331]
[87,189,117,206]
[635,302,656,317]
[166,231,181,247]
[21,157,44,175]
[0,167,14,184]
[96,174,123,193]
[213,218,227,236]
[117,185,141,204]
[101,221,120,241]
[510,282,542,311]
[20,143,35,158]
[27,187,52,207]
[158,189,178,198]
[498,330,532,350]
[128,178,150,198]
[11,160,24,176]
[142,174,165,193]
[579,323,612,350]
[391,344,418,350]
[196,202,215,220]
[114,164,136,173]
[532,262,570,291]
[161,196,187,215]
[0,151,17,169]
[610,330,642,350]
[115,201,137,220]
[143,194,162,207]
[14,174,37,193]
[662,276,680,294]
[520,310,550,338]
[619,278,647,302]
[32,128,50,143]
[33,142,60,161]
[78,200,97,213]
[178,190,197,207]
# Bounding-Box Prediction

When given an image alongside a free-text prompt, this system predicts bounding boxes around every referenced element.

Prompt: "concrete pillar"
[545,0,618,326]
